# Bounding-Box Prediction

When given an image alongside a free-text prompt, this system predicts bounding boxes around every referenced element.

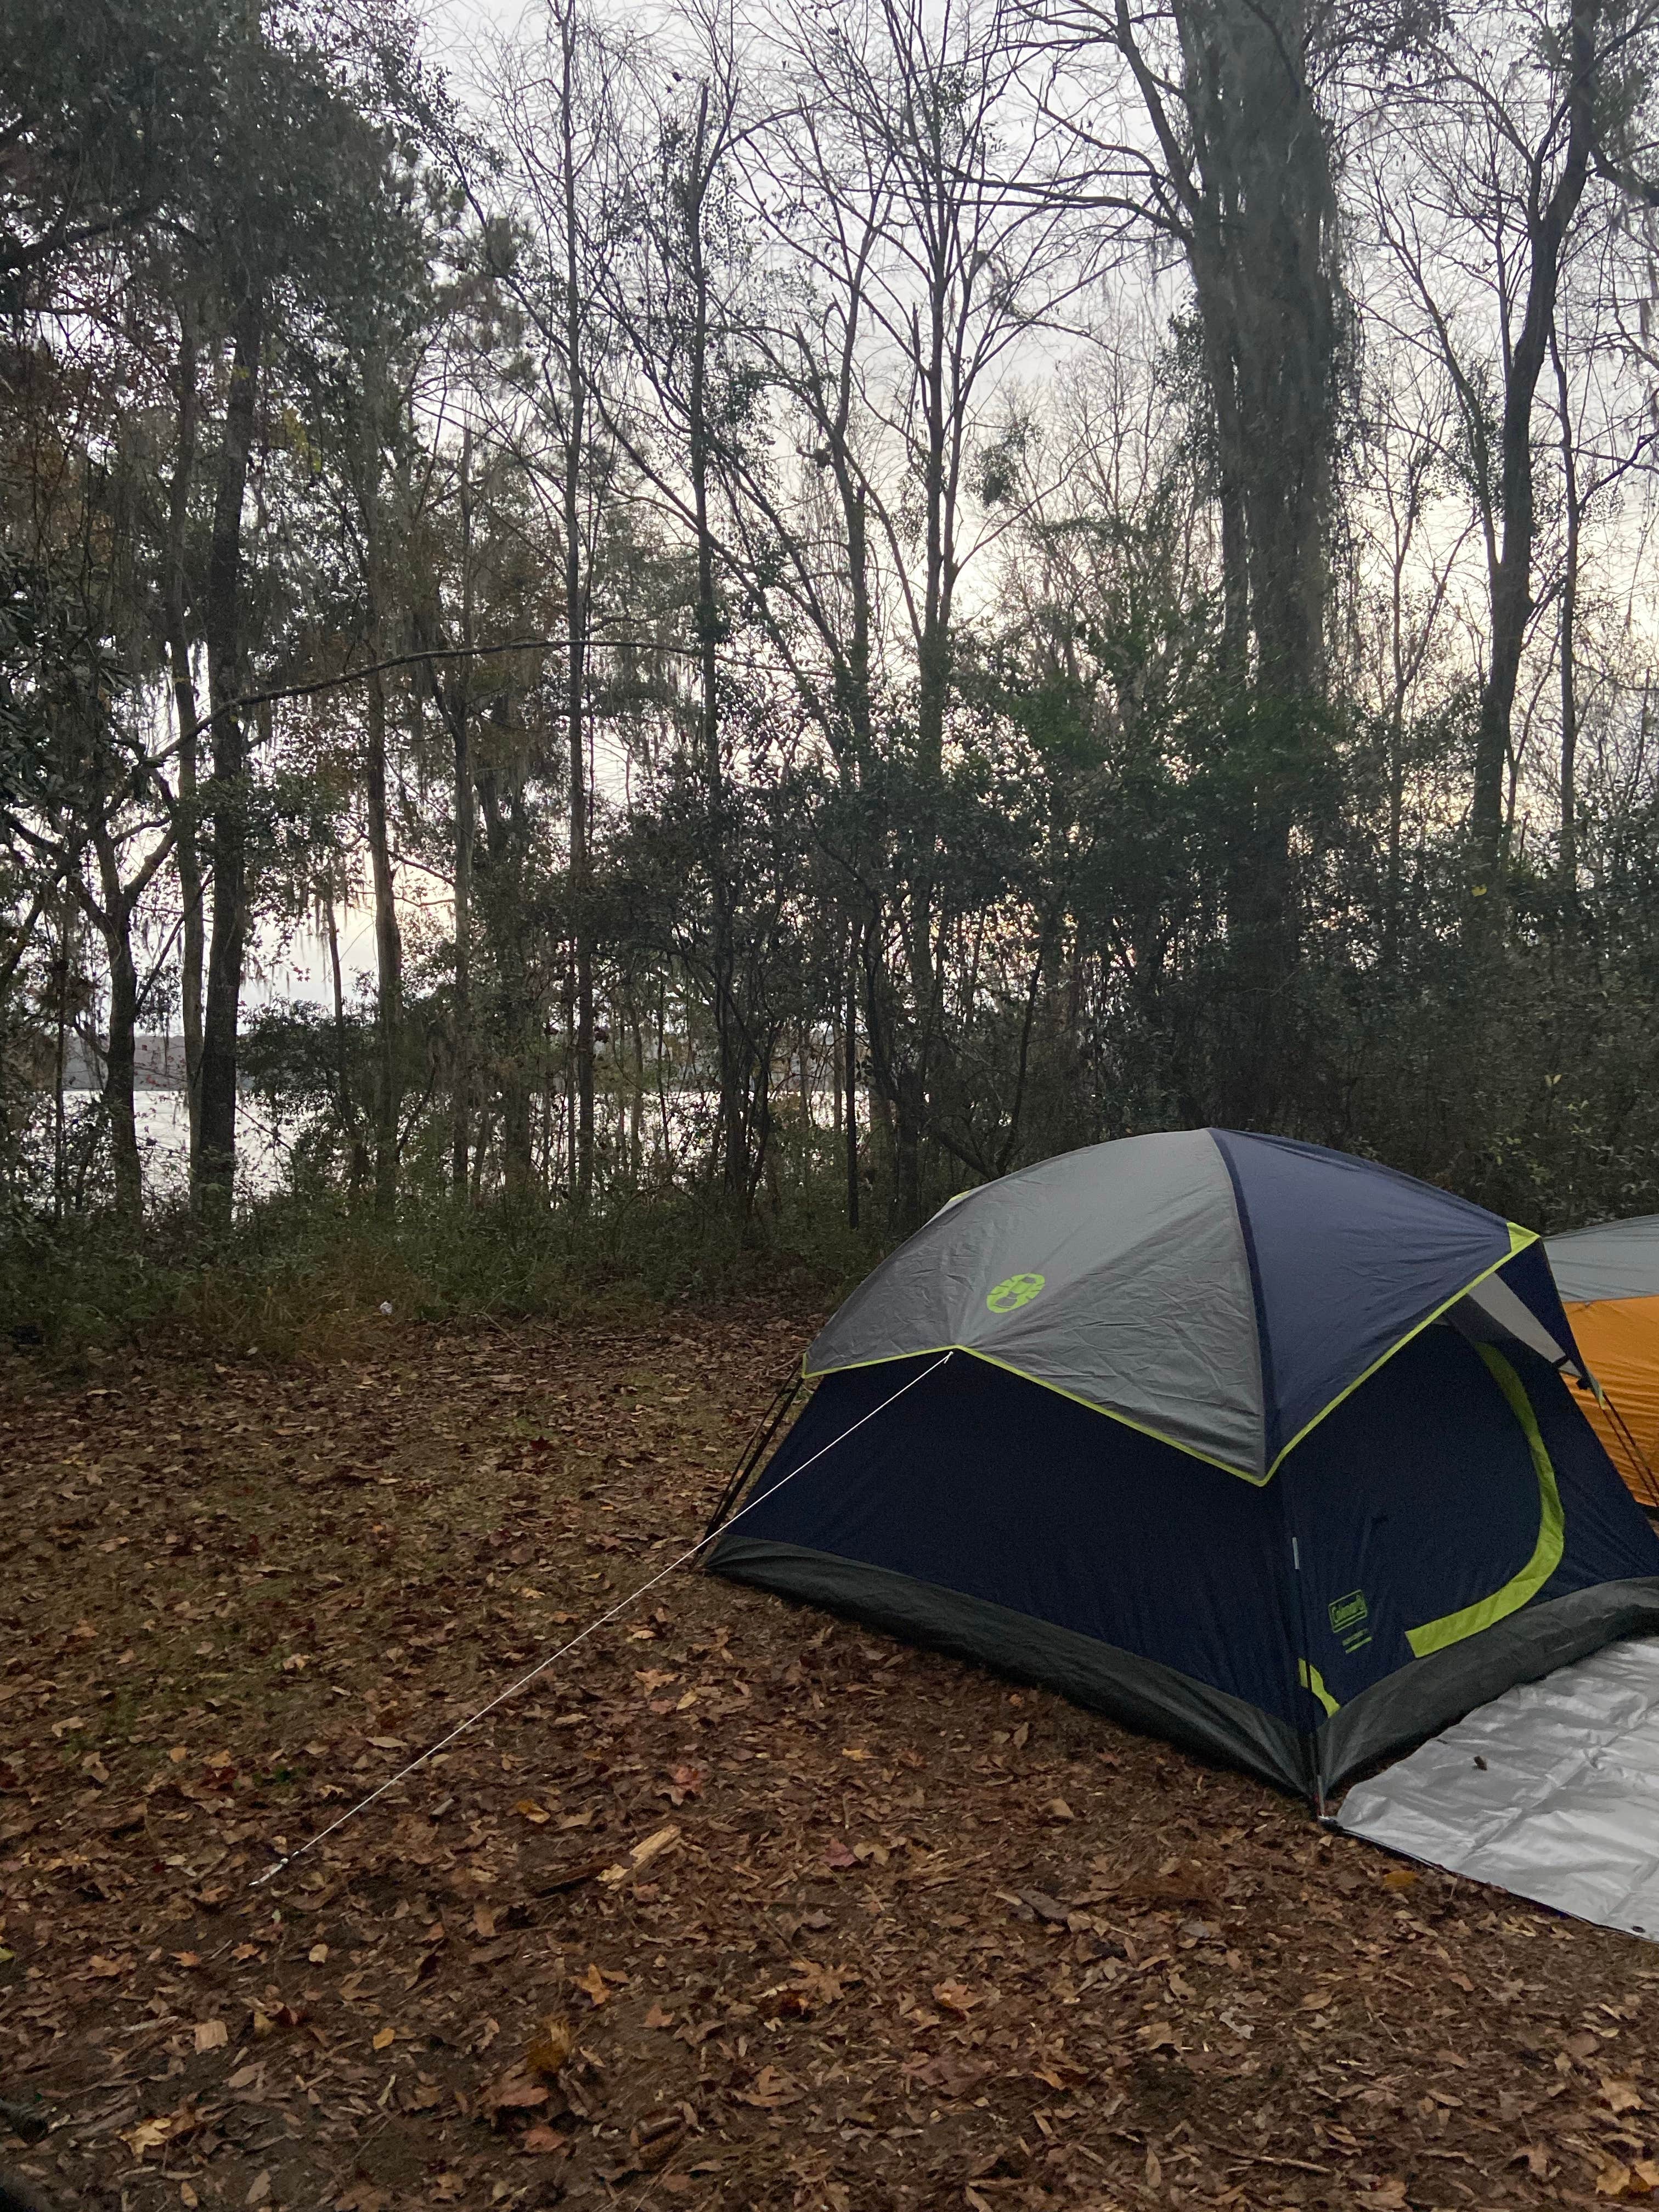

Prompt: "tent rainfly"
[1545,1216,1659,1510]
[710,1130,1659,1802]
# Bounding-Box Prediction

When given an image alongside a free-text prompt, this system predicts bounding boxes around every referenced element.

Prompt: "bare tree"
[760,0,1076,1223]
[1364,0,1659,904]
[482,0,632,1202]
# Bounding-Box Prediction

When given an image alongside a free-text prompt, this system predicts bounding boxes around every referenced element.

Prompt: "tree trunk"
[560,15,596,1205]
[503,1064,534,1200]
[86,830,143,1225]
[631,997,645,1183]
[324,890,369,1195]
[1552,319,1581,911]
[894,211,956,1232]
[365,656,402,1213]
[195,288,264,1219]
[52,894,71,1223]
[451,695,473,1194]
[845,924,860,1231]
[684,85,744,1203]
[163,302,205,1169]
[355,360,403,1216]
[101,915,142,1222]
[450,430,476,1197]
[1468,0,1595,895]
[1117,0,1342,1120]
[177,715,205,1166]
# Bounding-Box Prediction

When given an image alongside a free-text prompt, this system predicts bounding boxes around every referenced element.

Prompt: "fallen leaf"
[1382,1868,1417,1891]
[120,2114,180,2160]
[932,1979,980,2016]
[245,2172,271,2207]
[516,1798,551,1825]
[1301,1988,1336,2011]
[1045,1796,1075,1821]
[902,2051,993,2098]
[521,2125,568,2153]
[373,2026,396,2051]
[1598,2160,1634,2199]
[483,2070,550,2123]
[194,2019,228,2053]
[792,1960,854,2009]
[308,1942,329,1964]
[733,2064,802,2108]
[577,1961,611,2007]
[527,2016,574,2076]
[645,2001,675,2029]
[118,2106,198,2159]
[1015,1888,1070,1926]
[473,1904,497,1939]
[1604,2079,1645,2115]
[823,1836,856,1869]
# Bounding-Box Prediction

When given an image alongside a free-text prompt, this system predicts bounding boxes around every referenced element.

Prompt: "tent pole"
[1279,1486,1325,1814]
[703,1370,805,1539]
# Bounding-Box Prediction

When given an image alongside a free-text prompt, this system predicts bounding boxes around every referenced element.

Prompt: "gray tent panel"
[1547,1216,1659,1304]
[804,1128,1267,1477]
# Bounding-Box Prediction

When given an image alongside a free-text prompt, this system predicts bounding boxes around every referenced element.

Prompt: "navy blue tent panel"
[1284,1334,1659,1714]
[1212,1131,1519,1468]
[715,1329,1659,1798]
[736,1352,1302,1717]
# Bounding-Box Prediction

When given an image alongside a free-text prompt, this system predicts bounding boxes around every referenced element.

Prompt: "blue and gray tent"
[709,1131,1659,1802]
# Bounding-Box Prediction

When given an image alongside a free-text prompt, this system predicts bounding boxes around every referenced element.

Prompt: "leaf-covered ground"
[3,1300,1658,2212]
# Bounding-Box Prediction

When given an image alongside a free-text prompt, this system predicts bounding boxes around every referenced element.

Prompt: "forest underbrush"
[0,1180,876,1372]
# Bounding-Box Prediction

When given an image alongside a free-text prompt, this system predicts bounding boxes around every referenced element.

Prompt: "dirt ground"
[3,1300,1658,2212]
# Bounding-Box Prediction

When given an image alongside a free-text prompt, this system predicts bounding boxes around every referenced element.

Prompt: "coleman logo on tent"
[986,1273,1046,1314]
[1329,1589,1372,1652]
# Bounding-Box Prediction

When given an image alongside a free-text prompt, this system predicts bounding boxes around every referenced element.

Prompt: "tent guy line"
[248,1350,955,1893]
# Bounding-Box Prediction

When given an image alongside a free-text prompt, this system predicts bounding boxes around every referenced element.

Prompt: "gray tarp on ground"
[803,1129,1267,1476]
[1336,1634,1659,1940]
[1547,1216,1659,1303]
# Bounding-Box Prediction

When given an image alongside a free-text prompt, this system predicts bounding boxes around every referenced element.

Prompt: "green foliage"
[0,1178,878,1370]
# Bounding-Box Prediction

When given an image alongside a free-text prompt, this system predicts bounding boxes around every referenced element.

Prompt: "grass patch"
[0,1177,883,1369]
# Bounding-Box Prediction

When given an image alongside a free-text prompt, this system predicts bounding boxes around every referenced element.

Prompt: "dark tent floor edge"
[711,1537,1659,1797]
[712,1534,1309,1792]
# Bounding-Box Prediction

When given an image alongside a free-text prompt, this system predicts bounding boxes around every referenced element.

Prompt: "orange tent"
[1546,1217,1659,1510]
